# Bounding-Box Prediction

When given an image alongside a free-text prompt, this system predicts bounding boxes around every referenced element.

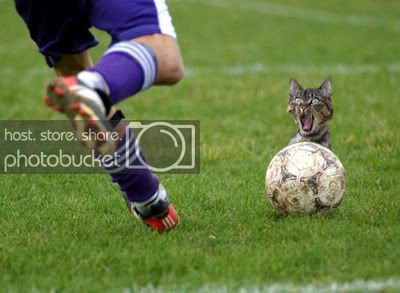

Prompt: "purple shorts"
[14,0,177,66]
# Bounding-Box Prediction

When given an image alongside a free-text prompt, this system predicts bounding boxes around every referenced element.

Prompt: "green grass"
[1,0,400,291]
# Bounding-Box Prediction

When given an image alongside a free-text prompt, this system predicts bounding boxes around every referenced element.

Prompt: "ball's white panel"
[266,155,282,185]
[317,173,344,206]
[288,147,315,170]
[285,158,302,176]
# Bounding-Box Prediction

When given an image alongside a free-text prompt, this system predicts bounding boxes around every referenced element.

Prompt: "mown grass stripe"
[177,0,400,32]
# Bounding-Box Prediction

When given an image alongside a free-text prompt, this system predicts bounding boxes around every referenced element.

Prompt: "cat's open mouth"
[300,114,314,132]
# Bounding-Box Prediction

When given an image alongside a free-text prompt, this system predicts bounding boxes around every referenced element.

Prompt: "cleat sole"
[45,77,116,155]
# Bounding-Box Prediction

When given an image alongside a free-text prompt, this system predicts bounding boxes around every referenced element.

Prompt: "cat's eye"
[311,98,320,105]
[294,98,301,104]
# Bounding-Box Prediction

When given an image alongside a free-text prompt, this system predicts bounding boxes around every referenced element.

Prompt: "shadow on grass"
[267,210,340,222]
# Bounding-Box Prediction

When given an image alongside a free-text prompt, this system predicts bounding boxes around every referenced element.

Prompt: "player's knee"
[163,61,184,85]
[133,34,184,85]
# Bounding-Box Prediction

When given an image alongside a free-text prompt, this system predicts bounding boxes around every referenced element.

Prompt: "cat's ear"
[319,78,332,98]
[289,78,303,97]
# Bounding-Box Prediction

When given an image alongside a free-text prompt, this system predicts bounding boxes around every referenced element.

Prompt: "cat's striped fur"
[287,78,333,150]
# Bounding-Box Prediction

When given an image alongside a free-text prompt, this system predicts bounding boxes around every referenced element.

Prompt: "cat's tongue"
[301,115,313,131]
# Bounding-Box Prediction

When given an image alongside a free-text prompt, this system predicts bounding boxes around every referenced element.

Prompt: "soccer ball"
[265,142,346,214]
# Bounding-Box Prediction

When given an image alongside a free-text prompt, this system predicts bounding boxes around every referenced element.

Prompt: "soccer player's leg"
[132,33,184,86]
[49,52,178,232]
[15,0,182,232]
[69,0,185,232]
[52,51,120,122]
[49,50,178,232]
[76,0,185,103]
[15,0,116,155]
[101,122,179,233]
[53,51,94,76]
[48,53,119,155]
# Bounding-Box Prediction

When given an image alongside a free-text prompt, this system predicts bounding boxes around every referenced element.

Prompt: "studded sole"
[45,78,116,155]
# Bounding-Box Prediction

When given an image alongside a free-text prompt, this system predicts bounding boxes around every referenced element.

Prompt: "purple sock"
[77,41,157,104]
[101,127,159,202]
[111,169,159,202]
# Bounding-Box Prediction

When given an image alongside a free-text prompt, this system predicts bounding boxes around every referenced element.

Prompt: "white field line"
[1,63,400,81]
[174,0,400,32]
[123,277,400,293]
[0,67,52,81]
[185,63,400,76]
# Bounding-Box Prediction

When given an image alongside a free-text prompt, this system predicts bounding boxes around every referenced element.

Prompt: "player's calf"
[100,125,179,233]
[133,34,185,85]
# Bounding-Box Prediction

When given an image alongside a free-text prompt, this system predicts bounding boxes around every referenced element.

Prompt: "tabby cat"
[287,78,333,149]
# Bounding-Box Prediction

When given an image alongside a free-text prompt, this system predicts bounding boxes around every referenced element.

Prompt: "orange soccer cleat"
[125,185,179,233]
